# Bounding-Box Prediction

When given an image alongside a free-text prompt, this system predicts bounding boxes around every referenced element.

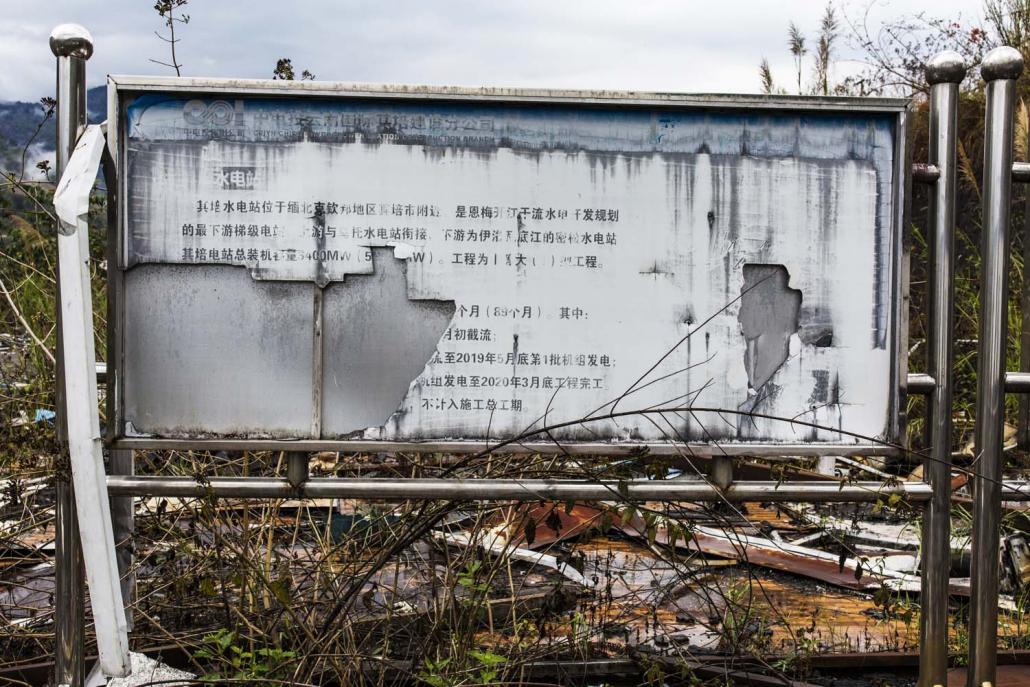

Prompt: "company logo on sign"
[183,99,241,127]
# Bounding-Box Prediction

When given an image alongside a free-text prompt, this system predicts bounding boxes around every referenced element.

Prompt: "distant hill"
[0,85,106,177]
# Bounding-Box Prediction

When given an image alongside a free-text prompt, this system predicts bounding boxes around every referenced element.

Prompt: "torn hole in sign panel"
[738,264,802,392]
[321,246,455,436]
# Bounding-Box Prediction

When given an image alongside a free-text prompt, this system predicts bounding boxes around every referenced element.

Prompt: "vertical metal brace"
[918,51,966,687]
[286,452,310,491]
[108,449,134,632]
[51,24,91,687]
[968,46,1024,687]
[311,287,324,438]
[709,455,733,490]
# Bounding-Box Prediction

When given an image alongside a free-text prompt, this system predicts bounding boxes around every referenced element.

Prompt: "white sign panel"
[114,81,904,448]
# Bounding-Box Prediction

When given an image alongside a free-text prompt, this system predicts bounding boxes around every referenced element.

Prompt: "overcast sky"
[2,0,985,103]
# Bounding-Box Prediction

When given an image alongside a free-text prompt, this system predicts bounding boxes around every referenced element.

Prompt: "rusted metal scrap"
[1003,533,1030,591]
[488,502,604,549]
[681,525,892,592]
[620,518,983,598]
[432,530,596,587]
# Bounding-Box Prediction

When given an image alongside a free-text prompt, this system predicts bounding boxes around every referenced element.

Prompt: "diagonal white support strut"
[54,123,130,677]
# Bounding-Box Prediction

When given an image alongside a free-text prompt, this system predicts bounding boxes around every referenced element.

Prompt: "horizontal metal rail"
[907,372,936,394]
[905,159,1030,186]
[108,438,900,457]
[907,159,1030,187]
[1005,371,1030,393]
[1002,481,1030,500]
[907,371,1030,395]
[106,476,932,502]
[912,162,941,183]
[1013,160,1030,182]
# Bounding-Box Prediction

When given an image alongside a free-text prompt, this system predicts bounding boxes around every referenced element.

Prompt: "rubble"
[87,652,194,687]
[6,475,1030,684]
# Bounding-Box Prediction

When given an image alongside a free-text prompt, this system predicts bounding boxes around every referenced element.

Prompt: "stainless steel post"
[50,23,93,687]
[968,46,1024,687]
[1022,123,1030,447]
[919,51,965,687]
[53,479,83,687]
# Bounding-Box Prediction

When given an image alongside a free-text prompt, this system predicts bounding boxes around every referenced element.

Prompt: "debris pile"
[3,451,1030,684]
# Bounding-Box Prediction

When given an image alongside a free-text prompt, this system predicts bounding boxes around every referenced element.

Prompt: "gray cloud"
[2,0,983,103]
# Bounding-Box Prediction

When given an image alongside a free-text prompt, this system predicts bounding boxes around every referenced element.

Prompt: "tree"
[839,6,990,96]
[151,0,190,76]
[984,0,1030,54]
[273,58,315,81]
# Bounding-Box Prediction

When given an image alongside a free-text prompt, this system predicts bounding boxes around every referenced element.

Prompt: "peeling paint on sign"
[739,264,803,391]
[119,93,899,445]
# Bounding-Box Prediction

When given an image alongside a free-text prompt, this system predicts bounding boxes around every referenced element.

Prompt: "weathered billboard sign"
[108,78,908,452]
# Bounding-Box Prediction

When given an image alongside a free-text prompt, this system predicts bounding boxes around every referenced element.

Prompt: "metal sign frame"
[104,76,913,457]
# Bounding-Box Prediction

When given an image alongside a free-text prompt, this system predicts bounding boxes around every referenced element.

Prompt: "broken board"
[108,78,908,450]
